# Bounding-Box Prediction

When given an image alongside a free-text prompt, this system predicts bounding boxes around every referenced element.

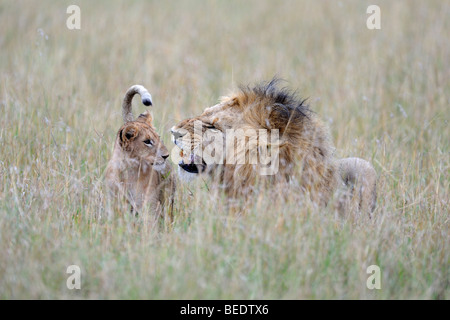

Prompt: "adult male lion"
[171,79,376,213]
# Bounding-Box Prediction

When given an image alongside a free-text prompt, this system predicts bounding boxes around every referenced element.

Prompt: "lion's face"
[117,111,169,172]
[171,98,242,176]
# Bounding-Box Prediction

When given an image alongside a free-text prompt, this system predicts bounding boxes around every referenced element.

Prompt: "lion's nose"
[162,154,169,160]
[171,130,185,139]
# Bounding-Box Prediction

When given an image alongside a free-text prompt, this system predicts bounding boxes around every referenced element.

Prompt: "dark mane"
[237,78,310,132]
[243,78,309,115]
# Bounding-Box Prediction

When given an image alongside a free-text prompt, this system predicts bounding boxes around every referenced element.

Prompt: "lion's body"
[105,85,175,217]
[171,79,376,213]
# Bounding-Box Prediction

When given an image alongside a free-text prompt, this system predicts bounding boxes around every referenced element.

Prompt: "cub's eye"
[144,139,154,146]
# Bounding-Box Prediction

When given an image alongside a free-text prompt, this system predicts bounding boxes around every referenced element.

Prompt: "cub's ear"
[119,125,138,147]
[137,110,153,126]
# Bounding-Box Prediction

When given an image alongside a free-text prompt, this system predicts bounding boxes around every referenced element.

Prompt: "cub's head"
[117,111,169,172]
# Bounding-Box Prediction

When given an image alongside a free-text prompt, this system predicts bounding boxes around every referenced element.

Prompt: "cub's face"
[118,112,169,172]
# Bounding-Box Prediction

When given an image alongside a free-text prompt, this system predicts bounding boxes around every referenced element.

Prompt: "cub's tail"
[122,85,152,123]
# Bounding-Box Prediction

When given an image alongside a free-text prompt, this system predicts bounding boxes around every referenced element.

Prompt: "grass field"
[0,0,448,299]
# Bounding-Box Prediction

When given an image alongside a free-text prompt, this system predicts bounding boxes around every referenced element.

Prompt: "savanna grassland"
[0,0,448,299]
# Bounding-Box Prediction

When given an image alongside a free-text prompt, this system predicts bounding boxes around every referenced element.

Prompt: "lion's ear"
[119,125,138,146]
[137,110,153,126]
[219,95,239,106]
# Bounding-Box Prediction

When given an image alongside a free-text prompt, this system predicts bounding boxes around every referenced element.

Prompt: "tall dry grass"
[0,0,448,299]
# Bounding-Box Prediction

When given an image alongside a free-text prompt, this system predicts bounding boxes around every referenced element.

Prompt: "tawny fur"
[337,157,377,214]
[171,79,376,213]
[105,85,175,218]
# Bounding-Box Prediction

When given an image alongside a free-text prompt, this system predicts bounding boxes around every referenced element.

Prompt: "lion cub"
[105,85,175,218]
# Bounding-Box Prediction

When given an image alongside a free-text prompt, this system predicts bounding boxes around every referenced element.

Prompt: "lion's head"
[170,79,337,201]
[116,111,170,172]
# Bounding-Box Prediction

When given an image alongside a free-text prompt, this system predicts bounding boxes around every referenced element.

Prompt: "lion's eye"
[144,139,154,146]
